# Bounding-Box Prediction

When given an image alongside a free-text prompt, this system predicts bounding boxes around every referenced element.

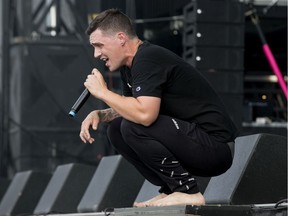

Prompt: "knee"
[120,119,143,144]
[107,117,122,145]
[106,118,138,147]
[121,119,148,145]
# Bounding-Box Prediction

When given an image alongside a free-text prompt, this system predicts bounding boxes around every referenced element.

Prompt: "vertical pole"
[0,0,11,177]
[250,11,288,100]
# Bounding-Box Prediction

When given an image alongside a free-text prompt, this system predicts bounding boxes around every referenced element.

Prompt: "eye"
[92,43,103,48]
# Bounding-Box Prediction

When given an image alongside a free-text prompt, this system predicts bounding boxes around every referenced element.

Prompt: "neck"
[125,38,143,68]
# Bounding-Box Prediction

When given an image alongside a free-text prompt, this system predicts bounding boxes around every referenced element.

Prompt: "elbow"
[142,121,153,127]
[138,113,158,127]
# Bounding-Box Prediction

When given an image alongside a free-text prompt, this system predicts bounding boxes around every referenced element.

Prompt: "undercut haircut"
[86,8,136,38]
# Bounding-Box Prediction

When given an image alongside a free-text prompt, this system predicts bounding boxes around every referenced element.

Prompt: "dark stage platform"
[0,134,286,216]
[38,204,287,216]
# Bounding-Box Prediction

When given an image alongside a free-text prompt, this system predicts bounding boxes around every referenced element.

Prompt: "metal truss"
[10,0,92,39]
[0,0,97,177]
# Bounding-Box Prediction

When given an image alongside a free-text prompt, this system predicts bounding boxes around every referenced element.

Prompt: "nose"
[94,48,101,58]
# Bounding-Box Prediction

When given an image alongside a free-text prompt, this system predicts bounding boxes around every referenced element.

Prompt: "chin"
[108,65,120,72]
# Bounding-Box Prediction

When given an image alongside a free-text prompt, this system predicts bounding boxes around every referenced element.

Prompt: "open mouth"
[101,57,109,67]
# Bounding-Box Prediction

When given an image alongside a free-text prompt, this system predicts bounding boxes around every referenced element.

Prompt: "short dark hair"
[86,8,136,38]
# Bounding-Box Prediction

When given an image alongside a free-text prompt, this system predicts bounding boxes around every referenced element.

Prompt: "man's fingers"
[80,110,99,143]
[92,120,98,130]
[88,138,95,144]
[91,68,100,75]
[79,130,94,144]
[79,131,87,143]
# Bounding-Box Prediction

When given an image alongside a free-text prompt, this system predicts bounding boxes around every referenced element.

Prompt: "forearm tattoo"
[98,108,121,123]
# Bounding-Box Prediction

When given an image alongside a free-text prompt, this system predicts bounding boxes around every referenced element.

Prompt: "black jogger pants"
[106,115,233,194]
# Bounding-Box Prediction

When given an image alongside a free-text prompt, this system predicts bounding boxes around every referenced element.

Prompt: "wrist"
[97,110,105,123]
[98,88,110,101]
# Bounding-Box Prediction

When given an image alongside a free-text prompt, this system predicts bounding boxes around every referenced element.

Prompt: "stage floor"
[45,204,287,216]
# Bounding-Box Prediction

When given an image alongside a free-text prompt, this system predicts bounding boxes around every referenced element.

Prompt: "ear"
[117,32,127,46]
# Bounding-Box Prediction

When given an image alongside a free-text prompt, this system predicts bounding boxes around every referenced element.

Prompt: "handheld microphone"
[69,88,90,117]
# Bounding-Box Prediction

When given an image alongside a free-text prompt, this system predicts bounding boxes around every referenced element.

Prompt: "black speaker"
[183,0,244,24]
[204,133,287,205]
[183,23,245,47]
[183,47,244,70]
[0,178,11,203]
[33,163,96,214]
[9,42,110,173]
[182,0,245,130]
[77,155,145,212]
[0,171,51,216]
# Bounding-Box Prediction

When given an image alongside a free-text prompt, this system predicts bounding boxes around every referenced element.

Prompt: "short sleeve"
[131,60,167,98]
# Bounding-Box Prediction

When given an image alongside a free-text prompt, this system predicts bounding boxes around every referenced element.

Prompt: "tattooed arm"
[79,108,121,144]
[98,108,121,123]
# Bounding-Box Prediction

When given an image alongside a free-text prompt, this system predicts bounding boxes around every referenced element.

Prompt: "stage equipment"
[183,0,245,129]
[77,155,145,212]
[0,170,51,216]
[204,133,287,205]
[245,6,287,99]
[9,41,110,173]
[112,204,287,216]
[1,0,116,177]
[34,163,96,214]
[0,178,10,203]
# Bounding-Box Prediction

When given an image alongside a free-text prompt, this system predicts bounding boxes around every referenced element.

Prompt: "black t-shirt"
[120,41,238,143]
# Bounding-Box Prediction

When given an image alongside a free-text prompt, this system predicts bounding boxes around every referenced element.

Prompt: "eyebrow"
[91,42,103,47]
